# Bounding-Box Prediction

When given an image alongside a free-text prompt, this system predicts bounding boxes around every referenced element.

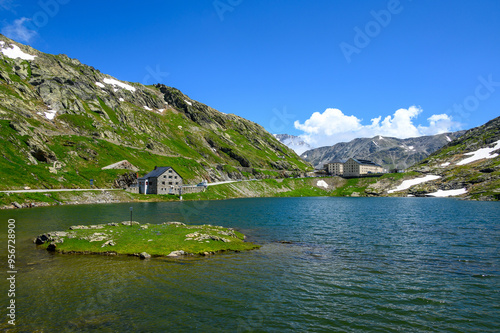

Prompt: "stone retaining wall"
[125,185,205,195]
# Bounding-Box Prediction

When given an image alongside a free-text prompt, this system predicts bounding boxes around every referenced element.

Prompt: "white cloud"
[294,108,361,135]
[294,106,460,147]
[1,17,38,43]
[419,113,455,135]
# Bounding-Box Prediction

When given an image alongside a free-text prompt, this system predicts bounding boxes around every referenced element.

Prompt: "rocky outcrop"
[121,221,140,226]
[167,250,186,257]
[184,232,232,243]
[113,171,138,188]
[102,240,115,247]
[34,231,73,245]
[139,252,151,259]
[162,222,186,226]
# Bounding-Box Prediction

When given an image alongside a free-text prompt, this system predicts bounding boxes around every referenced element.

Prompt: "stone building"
[138,166,183,194]
[343,158,384,177]
[325,159,346,176]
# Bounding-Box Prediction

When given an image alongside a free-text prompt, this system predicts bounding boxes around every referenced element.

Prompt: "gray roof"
[328,159,347,164]
[351,158,382,167]
[139,167,181,180]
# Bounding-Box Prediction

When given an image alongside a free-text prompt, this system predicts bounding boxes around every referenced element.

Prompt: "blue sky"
[1,0,499,147]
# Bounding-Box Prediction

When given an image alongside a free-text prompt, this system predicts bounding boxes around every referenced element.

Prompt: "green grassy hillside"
[0,35,311,190]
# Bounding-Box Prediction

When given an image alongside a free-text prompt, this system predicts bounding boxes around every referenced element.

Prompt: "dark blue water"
[0,197,499,332]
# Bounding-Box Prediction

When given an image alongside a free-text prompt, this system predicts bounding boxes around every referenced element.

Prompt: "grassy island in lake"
[35,221,260,257]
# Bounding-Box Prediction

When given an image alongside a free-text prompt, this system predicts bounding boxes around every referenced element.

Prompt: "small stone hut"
[138,166,183,195]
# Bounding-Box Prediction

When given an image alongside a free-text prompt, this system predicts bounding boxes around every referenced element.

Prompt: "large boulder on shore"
[139,252,151,259]
[167,250,186,257]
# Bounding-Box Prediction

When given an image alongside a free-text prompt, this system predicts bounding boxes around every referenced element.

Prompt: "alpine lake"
[0,197,499,332]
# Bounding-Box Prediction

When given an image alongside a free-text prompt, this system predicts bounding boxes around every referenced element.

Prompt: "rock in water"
[34,234,49,245]
[139,252,151,259]
[167,250,186,257]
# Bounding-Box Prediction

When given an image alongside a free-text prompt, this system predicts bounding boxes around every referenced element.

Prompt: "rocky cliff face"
[0,35,310,190]
[301,132,465,170]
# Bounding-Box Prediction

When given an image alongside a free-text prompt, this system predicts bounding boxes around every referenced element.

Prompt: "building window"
[169,182,173,185]
[162,181,165,185]
[169,176,172,179]
[163,175,166,178]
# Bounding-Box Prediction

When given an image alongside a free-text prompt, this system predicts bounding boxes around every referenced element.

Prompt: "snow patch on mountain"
[427,188,467,197]
[456,140,500,165]
[102,78,136,92]
[317,180,328,189]
[274,134,312,155]
[388,175,441,193]
[0,41,36,60]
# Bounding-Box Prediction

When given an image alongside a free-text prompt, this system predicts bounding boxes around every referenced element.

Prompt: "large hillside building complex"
[325,159,346,176]
[325,158,385,177]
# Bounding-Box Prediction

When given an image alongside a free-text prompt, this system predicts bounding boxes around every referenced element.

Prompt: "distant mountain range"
[273,134,312,155]
[298,132,466,170]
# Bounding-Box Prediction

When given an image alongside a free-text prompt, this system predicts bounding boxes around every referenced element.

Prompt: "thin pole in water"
[130,206,133,223]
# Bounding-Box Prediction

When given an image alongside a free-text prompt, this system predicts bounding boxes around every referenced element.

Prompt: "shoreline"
[1,172,495,209]
[0,191,476,212]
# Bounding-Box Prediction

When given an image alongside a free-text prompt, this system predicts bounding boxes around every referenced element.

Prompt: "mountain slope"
[273,134,312,155]
[0,35,311,190]
[407,115,500,200]
[301,132,465,170]
[355,116,500,200]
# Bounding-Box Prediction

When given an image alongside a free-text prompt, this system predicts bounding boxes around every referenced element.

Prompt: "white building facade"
[343,158,384,177]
